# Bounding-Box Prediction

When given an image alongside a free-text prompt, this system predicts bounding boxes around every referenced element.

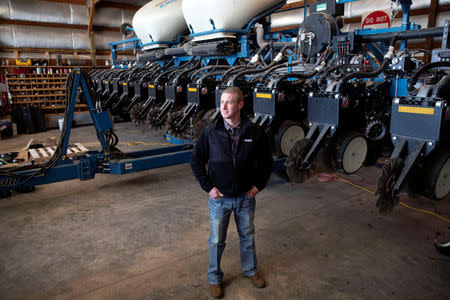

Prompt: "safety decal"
[398,106,434,115]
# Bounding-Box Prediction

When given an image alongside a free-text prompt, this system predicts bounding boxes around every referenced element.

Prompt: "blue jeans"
[207,194,257,284]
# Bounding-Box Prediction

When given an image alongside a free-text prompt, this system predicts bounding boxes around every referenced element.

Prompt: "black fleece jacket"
[190,116,273,197]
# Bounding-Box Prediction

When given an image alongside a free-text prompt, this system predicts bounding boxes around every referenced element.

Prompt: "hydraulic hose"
[154,56,195,83]
[118,70,133,81]
[221,64,257,81]
[131,67,155,81]
[432,74,450,98]
[271,50,335,88]
[220,44,271,81]
[190,65,231,79]
[106,69,122,81]
[259,61,294,81]
[335,36,398,92]
[228,64,275,86]
[141,59,175,83]
[229,44,291,85]
[407,61,450,93]
[168,57,200,81]
[196,71,225,84]
[273,72,316,88]
[318,64,375,88]
[139,65,163,83]
[127,65,152,81]
[174,57,202,84]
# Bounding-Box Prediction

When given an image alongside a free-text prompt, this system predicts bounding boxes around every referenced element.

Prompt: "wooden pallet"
[28,143,89,163]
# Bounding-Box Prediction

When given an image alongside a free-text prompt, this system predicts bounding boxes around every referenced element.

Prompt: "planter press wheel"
[375,157,403,213]
[285,138,314,183]
[276,121,305,157]
[146,103,166,129]
[193,108,216,140]
[335,132,368,174]
[130,103,145,125]
[421,147,450,200]
[166,107,192,138]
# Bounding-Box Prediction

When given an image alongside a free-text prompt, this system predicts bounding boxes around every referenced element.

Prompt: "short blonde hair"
[222,86,244,103]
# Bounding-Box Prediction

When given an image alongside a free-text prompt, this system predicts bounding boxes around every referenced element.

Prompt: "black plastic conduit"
[335,36,398,92]
[407,61,450,93]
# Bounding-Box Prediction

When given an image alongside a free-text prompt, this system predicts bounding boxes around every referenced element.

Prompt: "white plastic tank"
[182,0,285,42]
[132,0,188,50]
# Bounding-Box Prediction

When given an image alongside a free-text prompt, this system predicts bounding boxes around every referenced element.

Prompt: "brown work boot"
[209,284,223,298]
[246,272,266,288]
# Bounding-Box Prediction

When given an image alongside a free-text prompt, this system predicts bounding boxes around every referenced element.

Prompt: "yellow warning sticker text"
[256,93,271,99]
[398,106,434,115]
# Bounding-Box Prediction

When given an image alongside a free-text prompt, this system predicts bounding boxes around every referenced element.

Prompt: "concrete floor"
[0,122,449,300]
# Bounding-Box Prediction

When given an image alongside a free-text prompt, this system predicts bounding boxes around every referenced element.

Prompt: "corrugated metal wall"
[0,0,133,50]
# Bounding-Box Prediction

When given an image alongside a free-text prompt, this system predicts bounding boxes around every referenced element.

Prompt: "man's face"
[220,92,243,120]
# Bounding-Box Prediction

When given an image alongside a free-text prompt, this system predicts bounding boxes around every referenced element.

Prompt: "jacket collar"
[215,114,253,134]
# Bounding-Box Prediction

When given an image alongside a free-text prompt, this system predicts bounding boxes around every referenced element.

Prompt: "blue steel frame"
[164,131,192,145]
[110,37,141,64]
[0,69,193,192]
[140,30,188,49]
[355,0,415,98]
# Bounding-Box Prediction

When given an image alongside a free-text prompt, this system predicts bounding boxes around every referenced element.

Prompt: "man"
[191,87,273,298]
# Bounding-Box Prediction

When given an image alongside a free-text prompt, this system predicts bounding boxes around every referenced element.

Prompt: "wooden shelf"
[15,100,67,104]
[13,94,65,98]
[10,87,65,91]
[41,105,87,110]
[7,77,67,80]
[7,82,65,86]
[5,72,87,114]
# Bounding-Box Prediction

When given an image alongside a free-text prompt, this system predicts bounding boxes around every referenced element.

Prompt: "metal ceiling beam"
[279,1,316,11]
[0,18,119,32]
[40,0,87,5]
[87,0,100,67]
[41,0,141,10]
[87,0,99,34]
[96,1,141,10]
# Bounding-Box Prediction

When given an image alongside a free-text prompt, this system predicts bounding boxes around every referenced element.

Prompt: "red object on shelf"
[12,68,32,74]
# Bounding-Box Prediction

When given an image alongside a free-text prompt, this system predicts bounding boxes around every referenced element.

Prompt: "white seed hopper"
[182,0,285,42]
[132,0,188,50]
